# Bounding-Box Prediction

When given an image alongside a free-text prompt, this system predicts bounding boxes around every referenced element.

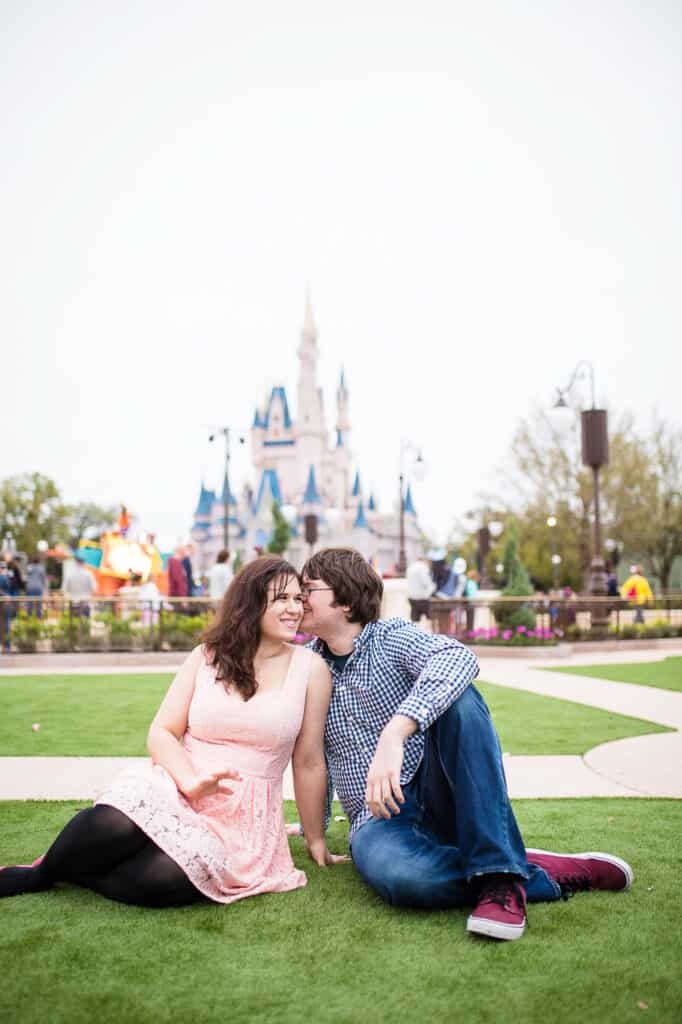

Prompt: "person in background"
[428,549,449,593]
[620,565,653,624]
[63,555,96,618]
[208,549,233,604]
[25,555,48,618]
[406,555,435,624]
[182,544,197,598]
[0,561,12,650]
[464,569,479,632]
[167,547,189,600]
[605,562,619,598]
[7,557,25,596]
[138,575,162,629]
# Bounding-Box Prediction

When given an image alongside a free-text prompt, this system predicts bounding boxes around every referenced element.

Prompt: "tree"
[486,405,682,591]
[0,473,70,555]
[267,501,291,555]
[63,501,118,551]
[623,420,682,590]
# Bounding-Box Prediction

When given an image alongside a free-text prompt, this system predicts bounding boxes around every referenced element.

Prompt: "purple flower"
[503,629,512,640]
[516,625,527,633]
[489,627,498,637]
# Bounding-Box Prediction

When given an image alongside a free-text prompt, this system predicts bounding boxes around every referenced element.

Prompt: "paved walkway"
[480,647,682,798]
[1,646,680,801]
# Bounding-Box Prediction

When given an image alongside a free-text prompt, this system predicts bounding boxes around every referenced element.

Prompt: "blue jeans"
[350,685,560,907]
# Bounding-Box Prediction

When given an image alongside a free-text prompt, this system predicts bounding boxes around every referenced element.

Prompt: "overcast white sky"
[2,1,680,548]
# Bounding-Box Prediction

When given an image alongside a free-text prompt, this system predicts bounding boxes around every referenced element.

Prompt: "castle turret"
[335,367,351,445]
[351,499,373,558]
[404,484,417,517]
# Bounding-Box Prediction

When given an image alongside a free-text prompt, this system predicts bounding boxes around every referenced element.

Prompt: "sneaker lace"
[478,880,524,910]
[558,874,591,900]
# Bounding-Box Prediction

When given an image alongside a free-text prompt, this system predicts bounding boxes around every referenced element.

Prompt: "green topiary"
[493,525,536,629]
[267,501,291,555]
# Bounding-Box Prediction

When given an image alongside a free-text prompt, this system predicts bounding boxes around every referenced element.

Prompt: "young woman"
[0,556,344,907]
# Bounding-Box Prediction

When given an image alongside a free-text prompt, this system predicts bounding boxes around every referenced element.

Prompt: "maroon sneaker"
[526,848,633,897]
[466,876,527,941]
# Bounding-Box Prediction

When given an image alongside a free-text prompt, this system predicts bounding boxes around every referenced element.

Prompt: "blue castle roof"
[220,477,237,507]
[351,470,361,497]
[367,493,376,512]
[263,386,293,430]
[336,429,344,447]
[194,483,216,518]
[253,408,264,428]
[404,484,416,516]
[253,468,283,515]
[353,499,370,530]
[303,465,321,505]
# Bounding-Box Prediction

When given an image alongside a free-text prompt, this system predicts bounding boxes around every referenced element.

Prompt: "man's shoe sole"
[526,848,634,889]
[466,914,526,941]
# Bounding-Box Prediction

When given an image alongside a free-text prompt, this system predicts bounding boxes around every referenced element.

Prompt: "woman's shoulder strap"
[288,644,315,687]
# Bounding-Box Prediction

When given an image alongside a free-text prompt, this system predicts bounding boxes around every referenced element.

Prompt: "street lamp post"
[478,518,503,588]
[547,516,559,589]
[397,440,425,576]
[209,428,245,555]
[553,361,609,628]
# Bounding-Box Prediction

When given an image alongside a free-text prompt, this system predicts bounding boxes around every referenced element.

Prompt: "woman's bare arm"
[292,653,348,865]
[147,646,239,798]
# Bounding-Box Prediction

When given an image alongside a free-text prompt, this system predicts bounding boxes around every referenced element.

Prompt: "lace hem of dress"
[97,766,306,904]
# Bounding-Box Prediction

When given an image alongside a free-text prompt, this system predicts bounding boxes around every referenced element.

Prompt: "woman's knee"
[88,804,141,843]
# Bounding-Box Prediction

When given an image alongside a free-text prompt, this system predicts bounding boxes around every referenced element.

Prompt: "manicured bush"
[160,612,212,650]
[9,612,43,653]
[492,525,536,630]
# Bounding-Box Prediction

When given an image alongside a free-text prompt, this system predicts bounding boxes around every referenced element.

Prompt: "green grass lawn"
[476,682,671,755]
[549,656,682,693]
[1,798,680,1024]
[0,674,670,757]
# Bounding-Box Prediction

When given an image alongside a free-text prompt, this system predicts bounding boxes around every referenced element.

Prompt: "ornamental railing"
[427,594,682,644]
[1,593,682,653]
[0,596,218,654]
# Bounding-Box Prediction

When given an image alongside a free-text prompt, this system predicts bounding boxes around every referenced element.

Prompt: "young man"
[300,547,633,941]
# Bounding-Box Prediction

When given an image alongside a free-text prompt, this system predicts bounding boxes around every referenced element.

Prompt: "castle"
[190,298,422,573]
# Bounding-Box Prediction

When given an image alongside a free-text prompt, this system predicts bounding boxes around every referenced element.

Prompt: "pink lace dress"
[96,644,313,903]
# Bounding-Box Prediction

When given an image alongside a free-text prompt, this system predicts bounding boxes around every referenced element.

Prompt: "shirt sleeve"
[380,619,480,731]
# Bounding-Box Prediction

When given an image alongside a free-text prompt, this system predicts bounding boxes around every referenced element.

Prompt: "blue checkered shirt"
[310,617,479,843]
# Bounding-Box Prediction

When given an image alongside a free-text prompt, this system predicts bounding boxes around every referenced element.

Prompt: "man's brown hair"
[302,547,383,625]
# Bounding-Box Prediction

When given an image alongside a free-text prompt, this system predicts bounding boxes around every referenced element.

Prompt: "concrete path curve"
[480,648,682,797]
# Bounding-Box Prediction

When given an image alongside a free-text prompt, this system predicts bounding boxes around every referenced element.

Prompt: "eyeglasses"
[300,586,334,597]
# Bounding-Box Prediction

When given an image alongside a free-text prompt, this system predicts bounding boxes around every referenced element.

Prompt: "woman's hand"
[180,769,242,804]
[305,837,349,867]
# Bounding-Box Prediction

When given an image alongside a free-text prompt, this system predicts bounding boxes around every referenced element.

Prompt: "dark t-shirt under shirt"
[320,642,351,676]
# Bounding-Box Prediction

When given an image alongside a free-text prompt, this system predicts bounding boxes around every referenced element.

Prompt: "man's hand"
[180,769,242,804]
[305,837,350,866]
[365,729,407,819]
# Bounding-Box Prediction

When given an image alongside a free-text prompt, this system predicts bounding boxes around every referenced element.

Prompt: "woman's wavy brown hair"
[201,555,300,700]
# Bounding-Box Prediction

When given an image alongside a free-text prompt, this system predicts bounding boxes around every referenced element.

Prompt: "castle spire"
[336,365,350,441]
[297,289,325,443]
[303,286,316,338]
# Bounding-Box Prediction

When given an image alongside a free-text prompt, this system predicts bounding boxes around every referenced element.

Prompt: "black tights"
[0,804,203,908]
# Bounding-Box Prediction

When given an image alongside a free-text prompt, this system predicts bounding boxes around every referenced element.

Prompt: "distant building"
[190,297,422,573]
